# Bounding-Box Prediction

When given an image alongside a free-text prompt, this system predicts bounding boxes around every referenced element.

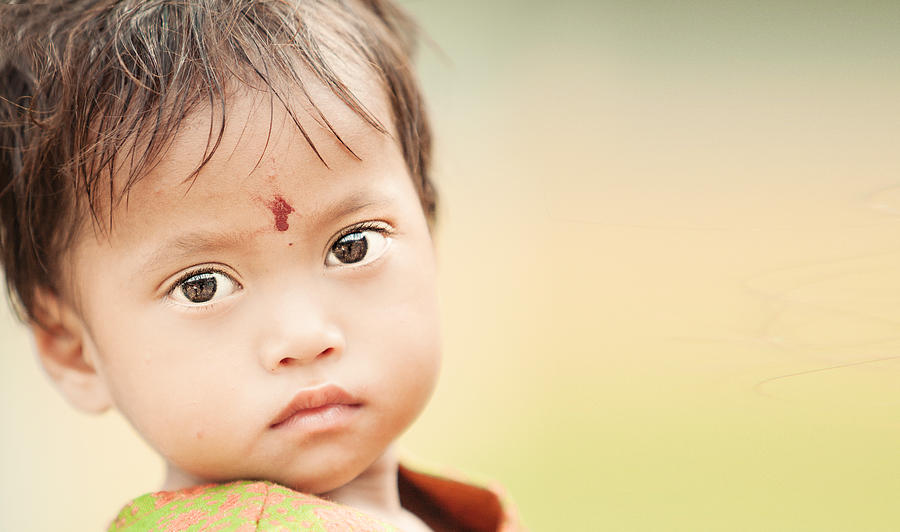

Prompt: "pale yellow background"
[2,1,900,530]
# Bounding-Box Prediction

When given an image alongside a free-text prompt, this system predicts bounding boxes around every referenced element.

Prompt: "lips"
[270,384,362,429]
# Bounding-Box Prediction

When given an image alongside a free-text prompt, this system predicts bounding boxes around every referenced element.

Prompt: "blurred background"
[3,0,900,530]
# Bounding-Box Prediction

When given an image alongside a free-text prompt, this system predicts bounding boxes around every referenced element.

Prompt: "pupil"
[182,276,217,303]
[334,233,368,264]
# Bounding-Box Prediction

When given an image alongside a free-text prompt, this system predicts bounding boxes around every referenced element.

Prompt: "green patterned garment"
[108,480,400,531]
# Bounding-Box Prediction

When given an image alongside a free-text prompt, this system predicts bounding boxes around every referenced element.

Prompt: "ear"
[31,288,113,414]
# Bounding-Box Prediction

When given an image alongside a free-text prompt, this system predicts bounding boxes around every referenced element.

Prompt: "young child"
[0,1,519,530]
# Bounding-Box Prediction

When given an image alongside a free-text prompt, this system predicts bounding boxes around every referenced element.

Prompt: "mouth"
[270,384,362,430]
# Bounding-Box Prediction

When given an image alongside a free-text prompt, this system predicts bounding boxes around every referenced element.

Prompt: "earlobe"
[31,289,113,414]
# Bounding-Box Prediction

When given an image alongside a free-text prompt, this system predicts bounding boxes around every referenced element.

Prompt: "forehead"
[96,66,398,233]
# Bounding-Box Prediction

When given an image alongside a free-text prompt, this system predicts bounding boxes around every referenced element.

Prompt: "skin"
[34,76,442,530]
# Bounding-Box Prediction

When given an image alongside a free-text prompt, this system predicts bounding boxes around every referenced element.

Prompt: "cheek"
[85,317,244,457]
[357,251,442,397]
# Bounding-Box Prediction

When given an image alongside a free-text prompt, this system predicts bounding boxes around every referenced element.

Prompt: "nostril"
[277,347,335,367]
[315,347,335,360]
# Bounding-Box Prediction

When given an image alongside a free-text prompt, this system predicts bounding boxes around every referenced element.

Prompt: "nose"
[256,284,345,373]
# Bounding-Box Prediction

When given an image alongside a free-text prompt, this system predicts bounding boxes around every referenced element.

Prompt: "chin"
[270,451,380,495]
[281,466,366,495]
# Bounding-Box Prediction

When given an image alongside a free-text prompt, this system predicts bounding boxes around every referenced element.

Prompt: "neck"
[320,445,403,516]
[161,462,207,492]
[322,446,431,531]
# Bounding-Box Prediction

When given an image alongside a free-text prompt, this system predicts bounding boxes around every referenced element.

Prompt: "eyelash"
[330,221,394,249]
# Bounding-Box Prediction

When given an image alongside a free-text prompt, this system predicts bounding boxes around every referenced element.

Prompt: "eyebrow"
[315,190,390,224]
[140,191,392,274]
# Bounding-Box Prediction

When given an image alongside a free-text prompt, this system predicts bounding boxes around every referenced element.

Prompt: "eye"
[326,222,393,267]
[168,268,241,305]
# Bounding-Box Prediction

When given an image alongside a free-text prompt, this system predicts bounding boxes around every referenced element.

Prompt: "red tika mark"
[266,195,295,231]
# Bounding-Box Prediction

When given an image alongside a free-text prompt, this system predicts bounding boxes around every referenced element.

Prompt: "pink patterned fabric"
[108,465,523,531]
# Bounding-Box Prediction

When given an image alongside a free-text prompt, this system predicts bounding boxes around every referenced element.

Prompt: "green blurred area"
[403,2,900,530]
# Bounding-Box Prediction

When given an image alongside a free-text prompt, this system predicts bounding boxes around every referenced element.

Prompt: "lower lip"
[272,404,360,434]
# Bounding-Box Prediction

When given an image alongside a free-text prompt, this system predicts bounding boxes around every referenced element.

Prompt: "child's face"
[59,81,441,493]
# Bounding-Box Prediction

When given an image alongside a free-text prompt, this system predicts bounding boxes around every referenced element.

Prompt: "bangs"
[0,0,435,323]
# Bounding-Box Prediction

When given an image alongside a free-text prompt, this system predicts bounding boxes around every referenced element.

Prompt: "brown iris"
[332,233,368,264]
[181,275,217,303]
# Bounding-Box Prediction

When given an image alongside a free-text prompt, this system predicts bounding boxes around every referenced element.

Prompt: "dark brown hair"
[0,0,436,324]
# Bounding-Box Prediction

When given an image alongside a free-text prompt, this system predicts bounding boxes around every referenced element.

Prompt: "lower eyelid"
[336,240,393,272]
[162,292,241,314]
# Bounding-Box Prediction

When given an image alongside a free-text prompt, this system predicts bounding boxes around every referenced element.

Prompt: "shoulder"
[108,480,400,531]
